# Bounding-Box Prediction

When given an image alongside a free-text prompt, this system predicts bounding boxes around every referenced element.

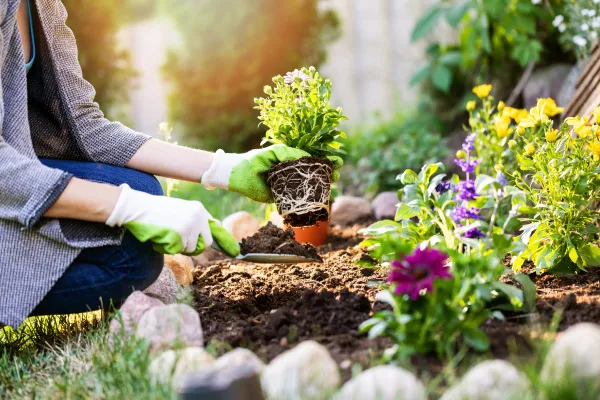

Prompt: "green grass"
[3,308,597,399]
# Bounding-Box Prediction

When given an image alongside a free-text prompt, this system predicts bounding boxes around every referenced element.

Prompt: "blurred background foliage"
[63,0,597,215]
[159,0,341,151]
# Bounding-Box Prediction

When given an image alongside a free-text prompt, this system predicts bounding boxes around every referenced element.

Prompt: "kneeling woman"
[0,0,340,328]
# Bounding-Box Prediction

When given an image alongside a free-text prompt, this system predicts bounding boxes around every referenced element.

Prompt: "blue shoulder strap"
[25,0,36,72]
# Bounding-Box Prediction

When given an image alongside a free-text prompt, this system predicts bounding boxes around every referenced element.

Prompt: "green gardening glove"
[106,184,240,257]
[201,144,343,203]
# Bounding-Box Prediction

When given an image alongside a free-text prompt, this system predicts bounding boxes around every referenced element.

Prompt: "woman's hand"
[201,145,343,203]
[106,184,240,257]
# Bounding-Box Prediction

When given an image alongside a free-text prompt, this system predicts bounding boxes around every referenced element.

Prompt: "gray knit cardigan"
[0,0,151,327]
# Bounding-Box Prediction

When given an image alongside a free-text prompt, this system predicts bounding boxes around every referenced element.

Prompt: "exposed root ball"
[267,157,332,227]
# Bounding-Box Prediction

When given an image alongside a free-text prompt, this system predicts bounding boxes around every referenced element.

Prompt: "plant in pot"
[254,67,347,245]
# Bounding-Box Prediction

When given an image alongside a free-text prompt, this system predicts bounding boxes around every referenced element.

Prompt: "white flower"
[590,10,597,17]
[593,18,600,28]
[582,23,590,31]
[582,9,591,17]
[559,23,567,32]
[595,0,600,4]
[553,15,565,27]
[573,35,588,47]
[591,31,598,40]
[531,0,541,4]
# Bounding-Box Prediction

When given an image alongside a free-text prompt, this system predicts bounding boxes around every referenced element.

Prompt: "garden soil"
[192,222,600,380]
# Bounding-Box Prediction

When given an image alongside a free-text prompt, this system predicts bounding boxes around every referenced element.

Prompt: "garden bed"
[192,222,600,380]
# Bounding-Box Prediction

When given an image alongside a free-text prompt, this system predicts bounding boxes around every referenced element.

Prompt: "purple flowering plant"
[358,240,535,359]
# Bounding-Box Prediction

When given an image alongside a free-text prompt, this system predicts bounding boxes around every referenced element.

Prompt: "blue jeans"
[30,160,165,317]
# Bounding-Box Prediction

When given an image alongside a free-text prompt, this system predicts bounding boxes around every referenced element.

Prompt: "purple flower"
[435,181,451,194]
[462,134,476,152]
[454,158,481,173]
[463,227,486,238]
[284,69,309,85]
[454,180,478,201]
[452,205,482,223]
[496,171,507,187]
[389,248,451,300]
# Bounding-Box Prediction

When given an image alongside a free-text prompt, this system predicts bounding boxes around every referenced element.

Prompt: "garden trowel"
[210,242,321,264]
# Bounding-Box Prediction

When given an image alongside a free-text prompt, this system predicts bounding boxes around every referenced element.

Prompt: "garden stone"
[108,291,163,344]
[136,304,204,353]
[331,196,372,226]
[149,347,215,390]
[523,64,573,109]
[165,254,194,286]
[143,264,179,304]
[541,323,600,391]
[440,360,531,400]
[261,340,340,399]
[334,365,426,400]
[214,348,265,375]
[222,211,261,241]
[371,191,398,220]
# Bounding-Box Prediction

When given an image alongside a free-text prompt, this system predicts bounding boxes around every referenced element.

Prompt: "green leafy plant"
[552,0,600,59]
[509,105,600,273]
[254,66,347,158]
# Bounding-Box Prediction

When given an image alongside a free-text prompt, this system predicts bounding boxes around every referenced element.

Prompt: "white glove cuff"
[106,184,141,227]
[201,150,240,190]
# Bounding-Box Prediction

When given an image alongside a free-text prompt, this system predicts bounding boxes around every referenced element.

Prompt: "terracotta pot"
[287,221,329,247]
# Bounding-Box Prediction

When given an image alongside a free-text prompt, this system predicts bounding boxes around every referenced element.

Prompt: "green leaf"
[410,65,432,87]
[432,65,453,93]
[411,5,444,42]
[512,274,537,312]
[463,327,490,351]
[445,0,470,28]
[368,321,388,339]
[568,247,578,264]
[512,251,529,271]
[492,282,524,308]
[418,162,444,183]
[358,317,381,334]
[439,51,463,66]
[395,203,418,221]
[579,244,600,267]
[375,290,397,307]
[399,169,418,185]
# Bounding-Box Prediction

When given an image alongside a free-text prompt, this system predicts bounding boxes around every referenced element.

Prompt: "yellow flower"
[519,103,550,129]
[537,98,564,117]
[494,164,503,172]
[494,117,512,139]
[498,101,505,111]
[545,129,559,143]
[524,143,535,156]
[516,125,526,136]
[566,116,593,138]
[466,101,476,112]
[508,139,518,150]
[473,84,492,99]
[456,150,467,159]
[589,141,600,161]
[515,109,530,124]
[594,125,600,139]
[593,106,600,122]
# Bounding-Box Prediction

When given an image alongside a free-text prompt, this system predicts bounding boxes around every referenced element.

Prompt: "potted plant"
[254,67,347,245]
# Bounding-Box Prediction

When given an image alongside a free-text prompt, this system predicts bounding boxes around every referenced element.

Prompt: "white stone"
[149,347,215,390]
[164,254,194,286]
[136,304,203,353]
[334,365,426,400]
[541,323,600,390]
[371,191,399,220]
[261,341,340,399]
[222,211,261,241]
[214,348,265,375]
[441,360,531,400]
[143,265,179,304]
[108,291,163,344]
[331,196,372,226]
[192,247,226,267]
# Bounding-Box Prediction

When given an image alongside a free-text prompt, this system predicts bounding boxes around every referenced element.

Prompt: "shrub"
[341,112,448,196]
[161,0,341,151]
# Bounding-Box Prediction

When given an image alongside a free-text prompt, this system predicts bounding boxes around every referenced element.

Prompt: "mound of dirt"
[240,222,322,262]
